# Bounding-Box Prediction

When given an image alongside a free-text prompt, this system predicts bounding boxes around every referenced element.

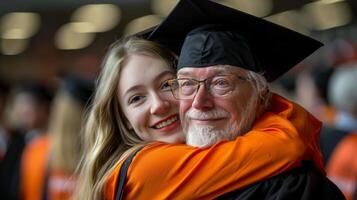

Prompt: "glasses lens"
[173,75,246,100]
[168,79,179,90]
[210,76,235,96]
[168,79,180,99]
[178,79,197,97]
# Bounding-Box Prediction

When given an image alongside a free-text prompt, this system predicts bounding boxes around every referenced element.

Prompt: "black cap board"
[146,0,323,82]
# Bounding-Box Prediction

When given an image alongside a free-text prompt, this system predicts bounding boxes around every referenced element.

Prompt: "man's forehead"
[177,65,248,76]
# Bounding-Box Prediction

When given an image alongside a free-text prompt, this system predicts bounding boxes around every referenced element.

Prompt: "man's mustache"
[185,108,229,120]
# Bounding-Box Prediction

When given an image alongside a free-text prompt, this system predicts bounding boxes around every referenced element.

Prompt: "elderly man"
[105,0,345,199]
[172,39,270,147]
[167,24,344,199]
[171,24,272,147]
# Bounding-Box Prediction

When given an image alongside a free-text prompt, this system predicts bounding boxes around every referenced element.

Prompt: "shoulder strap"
[115,146,143,200]
[41,157,52,200]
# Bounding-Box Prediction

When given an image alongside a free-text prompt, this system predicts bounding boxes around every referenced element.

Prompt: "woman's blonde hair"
[49,90,86,173]
[74,36,177,200]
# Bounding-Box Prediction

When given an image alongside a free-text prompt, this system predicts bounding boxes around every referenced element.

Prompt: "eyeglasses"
[168,74,249,100]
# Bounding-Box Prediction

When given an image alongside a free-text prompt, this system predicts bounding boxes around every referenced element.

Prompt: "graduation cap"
[146,0,323,82]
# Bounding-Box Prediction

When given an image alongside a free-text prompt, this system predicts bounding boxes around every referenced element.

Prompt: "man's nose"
[192,84,214,110]
[150,93,170,115]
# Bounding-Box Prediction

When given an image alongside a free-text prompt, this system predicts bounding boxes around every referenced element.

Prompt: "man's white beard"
[186,123,238,147]
[184,101,257,147]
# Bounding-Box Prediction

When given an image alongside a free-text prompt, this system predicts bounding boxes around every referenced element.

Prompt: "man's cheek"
[179,101,191,117]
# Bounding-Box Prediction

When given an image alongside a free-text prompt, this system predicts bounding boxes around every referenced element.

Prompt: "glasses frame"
[168,74,250,100]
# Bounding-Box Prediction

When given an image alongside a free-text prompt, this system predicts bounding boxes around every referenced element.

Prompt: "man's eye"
[213,78,230,87]
[180,80,195,87]
[128,95,145,105]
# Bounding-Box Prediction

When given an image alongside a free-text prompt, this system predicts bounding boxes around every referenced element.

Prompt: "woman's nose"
[150,93,170,115]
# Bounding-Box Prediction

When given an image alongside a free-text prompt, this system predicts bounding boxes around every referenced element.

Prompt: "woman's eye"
[160,80,172,91]
[128,95,145,105]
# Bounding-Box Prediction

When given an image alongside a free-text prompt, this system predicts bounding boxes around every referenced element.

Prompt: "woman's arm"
[106,94,322,199]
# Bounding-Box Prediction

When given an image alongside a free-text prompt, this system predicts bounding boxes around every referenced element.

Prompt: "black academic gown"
[216,161,346,200]
[320,125,349,164]
[0,129,26,200]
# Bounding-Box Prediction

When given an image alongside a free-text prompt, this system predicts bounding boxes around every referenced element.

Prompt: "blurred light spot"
[54,23,95,50]
[71,4,121,32]
[3,29,27,39]
[218,0,273,17]
[316,0,346,4]
[151,0,179,16]
[0,12,41,39]
[123,15,163,36]
[265,10,311,35]
[303,1,351,30]
[71,22,96,33]
[1,39,28,55]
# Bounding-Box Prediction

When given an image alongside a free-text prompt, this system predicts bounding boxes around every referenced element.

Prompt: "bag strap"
[115,146,143,200]
[41,156,52,200]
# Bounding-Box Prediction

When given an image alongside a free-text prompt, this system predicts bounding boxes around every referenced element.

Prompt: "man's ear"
[260,87,270,101]
[256,87,270,115]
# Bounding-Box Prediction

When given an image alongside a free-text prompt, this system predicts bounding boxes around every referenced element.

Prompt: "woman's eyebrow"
[156,70,176,79]
[123,85,143,100]
[123,71,174,98]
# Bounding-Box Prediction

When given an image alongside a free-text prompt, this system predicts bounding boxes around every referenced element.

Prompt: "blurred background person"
[1,82,52,200]
[7,83,53,143]
[294,64,346,164]
[327,134,357,200]
[327,66,357,134]
[0,83,52,200]
[0,80,25,200]
[0,81,52,200]
[20,74,94,200]
[292,39,357,165]
[323,66,357,200]
[296,65,336,126]
[0,80,10,159]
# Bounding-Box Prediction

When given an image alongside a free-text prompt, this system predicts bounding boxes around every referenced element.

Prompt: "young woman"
[74,36,323,200]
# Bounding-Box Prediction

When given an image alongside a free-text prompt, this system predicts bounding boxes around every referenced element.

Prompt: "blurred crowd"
[0,54,96,200]
[276,37,357,200]
[0,36,356,200]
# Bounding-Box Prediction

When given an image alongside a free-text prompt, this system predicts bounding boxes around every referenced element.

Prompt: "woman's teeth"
[155,116,178,129]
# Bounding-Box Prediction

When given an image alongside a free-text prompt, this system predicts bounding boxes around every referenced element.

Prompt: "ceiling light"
[315,0,345,5]
[218,0,273,17]
[54,23,95,50]
[1,39,28,55]
[123,15,163,36]
[265,10,311,35]
[0,12,41,39]
[70,22,97,33]
[303,1,352,30]
[151,0,179,16]
[71,4,121,32]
